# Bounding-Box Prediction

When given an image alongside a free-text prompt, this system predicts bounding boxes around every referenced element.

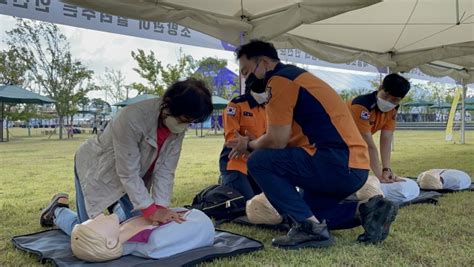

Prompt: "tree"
[131,48,229,97]
[425,82,449,107]
[100,68,127,104]
[77,95,91,117]
[0,47,38,132]
[369,76,382,91]
[444,86,458,104]
[339,88,372,101]
[89,98,111,123]
[189,57,228,96]
[224,75,241,100]
[398,90,415,114]
[6,19,94,139]
[161,54,193,89]
[130,49,165,96]
[0,47,33,86]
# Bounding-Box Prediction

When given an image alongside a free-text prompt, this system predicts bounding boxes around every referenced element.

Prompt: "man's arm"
[249,124,291,150]
[380,130,393,171]
[380,129,403,182]
[361,132,383,179]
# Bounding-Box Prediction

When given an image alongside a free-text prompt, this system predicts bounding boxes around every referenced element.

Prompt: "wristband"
[382,167,391,172]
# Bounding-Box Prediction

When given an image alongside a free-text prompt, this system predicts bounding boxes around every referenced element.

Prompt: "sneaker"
[40,193,69,227]
[272,219,335,250]
[357,195,398,244]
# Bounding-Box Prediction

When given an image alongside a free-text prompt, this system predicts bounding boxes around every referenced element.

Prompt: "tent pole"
[214,112,218,135]
[461,80,467,144]
[0,102,3,142]
[6,116,9,141]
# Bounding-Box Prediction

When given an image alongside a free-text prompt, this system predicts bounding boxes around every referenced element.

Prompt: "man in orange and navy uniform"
[227,40,398,249]
[219,88,265,200]
[348,74,411,184]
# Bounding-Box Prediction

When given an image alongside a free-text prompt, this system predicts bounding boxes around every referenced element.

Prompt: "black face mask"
[245,73,266,94]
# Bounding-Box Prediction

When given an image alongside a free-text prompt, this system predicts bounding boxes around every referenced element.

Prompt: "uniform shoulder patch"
[360,110,370,120]
[226,106,236,116]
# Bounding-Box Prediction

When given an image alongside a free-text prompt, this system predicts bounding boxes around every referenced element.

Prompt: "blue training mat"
[11,229,263,267]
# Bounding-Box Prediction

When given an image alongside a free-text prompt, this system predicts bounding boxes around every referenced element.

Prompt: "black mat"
[11,229,263,267]
[398,191,442,207]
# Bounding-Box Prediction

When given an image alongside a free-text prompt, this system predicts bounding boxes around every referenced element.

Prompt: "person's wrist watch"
[382,167,391,172]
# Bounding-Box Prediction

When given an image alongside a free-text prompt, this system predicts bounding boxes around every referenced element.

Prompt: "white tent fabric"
[61,0,380,47]
[63,0,472,84]
[273,0,474,84]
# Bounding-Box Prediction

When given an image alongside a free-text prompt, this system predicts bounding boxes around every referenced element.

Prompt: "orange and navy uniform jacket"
[347,91,398,135]
[219,94,266,175]
[264,63,369,170]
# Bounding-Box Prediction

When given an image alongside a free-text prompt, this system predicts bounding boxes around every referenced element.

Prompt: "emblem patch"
[226,106,236,116]
[360,111,370,120]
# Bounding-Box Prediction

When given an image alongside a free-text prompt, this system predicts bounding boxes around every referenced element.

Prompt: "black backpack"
[188,185,246,222]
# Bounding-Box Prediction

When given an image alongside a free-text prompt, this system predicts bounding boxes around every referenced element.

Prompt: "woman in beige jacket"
[39,78,213,236]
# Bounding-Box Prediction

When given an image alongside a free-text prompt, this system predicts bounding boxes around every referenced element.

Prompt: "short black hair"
[235,40,280,61]
[161,78,213,123]
[381,73,411,98]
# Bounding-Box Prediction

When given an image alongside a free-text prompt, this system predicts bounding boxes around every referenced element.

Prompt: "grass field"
[1,129,473,266]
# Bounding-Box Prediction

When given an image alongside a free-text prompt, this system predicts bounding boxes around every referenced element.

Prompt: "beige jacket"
[75,98,185,218]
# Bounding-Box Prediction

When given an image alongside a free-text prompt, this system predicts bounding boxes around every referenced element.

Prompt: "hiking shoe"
[357,195,398,244]
[272,219,335,249]
[40,193,69,227]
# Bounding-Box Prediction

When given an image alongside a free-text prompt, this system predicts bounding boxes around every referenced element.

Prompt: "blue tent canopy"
[0,85,55,104]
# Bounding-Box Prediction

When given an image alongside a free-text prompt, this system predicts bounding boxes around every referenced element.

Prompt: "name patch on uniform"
[226,106,236,116]
[360,111,370,120]
[243,111,253,117]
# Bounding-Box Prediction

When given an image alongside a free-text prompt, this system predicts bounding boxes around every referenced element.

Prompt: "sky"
[0,14,239,101]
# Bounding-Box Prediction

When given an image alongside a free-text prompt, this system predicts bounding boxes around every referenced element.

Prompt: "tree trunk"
[59,115,64,140]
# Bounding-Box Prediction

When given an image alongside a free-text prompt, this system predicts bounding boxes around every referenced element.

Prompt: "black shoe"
[40,193,69,227]
[272,219,335,250]
[357,195,398,244]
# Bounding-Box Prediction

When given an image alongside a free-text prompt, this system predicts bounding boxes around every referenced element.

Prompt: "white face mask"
[250,90,269,105]
[164,116,188,133]
[377,97,397,112]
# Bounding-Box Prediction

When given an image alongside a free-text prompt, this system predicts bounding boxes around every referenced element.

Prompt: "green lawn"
[1,129,473,266]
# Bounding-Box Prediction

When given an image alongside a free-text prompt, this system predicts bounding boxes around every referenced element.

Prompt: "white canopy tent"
[272,0,473,83]
[63,0,472,82]
[271,0,474,143]
[63,0,473,143]
[62,0,380,45]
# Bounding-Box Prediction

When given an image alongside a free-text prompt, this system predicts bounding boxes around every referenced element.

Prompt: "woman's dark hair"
[235,39,280,61]
[161,78,213,123]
